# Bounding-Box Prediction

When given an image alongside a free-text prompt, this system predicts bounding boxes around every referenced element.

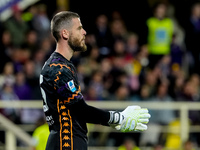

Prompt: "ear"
[61,29,69,40]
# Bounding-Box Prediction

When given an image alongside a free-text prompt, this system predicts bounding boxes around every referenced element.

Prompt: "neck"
[55,41,73,61]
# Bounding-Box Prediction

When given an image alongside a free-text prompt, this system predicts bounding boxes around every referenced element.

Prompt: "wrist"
[108,111,124,125]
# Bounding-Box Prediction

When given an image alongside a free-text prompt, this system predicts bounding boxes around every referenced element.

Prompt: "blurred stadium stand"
[0,0,40,21]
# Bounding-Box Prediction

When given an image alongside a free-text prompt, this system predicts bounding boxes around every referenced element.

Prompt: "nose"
[83,29,87,35]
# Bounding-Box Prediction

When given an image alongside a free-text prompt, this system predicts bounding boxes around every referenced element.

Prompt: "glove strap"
[108,111,124,125]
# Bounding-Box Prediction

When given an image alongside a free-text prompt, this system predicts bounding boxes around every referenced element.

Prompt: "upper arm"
[51,64,83,104]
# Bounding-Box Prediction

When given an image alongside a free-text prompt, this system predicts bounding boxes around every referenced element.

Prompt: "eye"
[78,26,82,30]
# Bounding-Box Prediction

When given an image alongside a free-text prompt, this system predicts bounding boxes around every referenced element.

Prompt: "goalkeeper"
[40,11,151,150]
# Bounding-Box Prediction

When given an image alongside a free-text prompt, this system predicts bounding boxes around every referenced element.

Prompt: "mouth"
[82,38,85,43]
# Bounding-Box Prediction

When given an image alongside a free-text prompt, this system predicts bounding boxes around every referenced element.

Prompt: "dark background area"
[38,0,200,42]
[69,0,151,34]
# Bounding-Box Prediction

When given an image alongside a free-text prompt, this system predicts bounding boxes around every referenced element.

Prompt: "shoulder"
[49,62,73,73]
[146,17,157,26]
[147,17,155,22]
[48,62,74,79]
[164,18,173,23]
[42,53,74,77]
[50,53,74,73]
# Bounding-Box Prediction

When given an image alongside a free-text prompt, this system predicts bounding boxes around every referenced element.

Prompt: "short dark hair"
[50,11,80,42]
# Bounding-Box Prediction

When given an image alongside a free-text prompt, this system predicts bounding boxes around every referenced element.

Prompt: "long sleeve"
[70,98,110,126]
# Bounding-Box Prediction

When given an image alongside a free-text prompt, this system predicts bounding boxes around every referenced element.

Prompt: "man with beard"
[39,11,151,150]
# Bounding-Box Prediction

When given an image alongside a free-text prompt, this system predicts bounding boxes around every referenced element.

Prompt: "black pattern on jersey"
[40,52,86,150]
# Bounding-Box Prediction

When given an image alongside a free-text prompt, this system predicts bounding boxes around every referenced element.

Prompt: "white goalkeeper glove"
[108,105,151,132]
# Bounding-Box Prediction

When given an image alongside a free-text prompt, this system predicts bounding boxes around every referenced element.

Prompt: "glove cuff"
[108,111,124,125]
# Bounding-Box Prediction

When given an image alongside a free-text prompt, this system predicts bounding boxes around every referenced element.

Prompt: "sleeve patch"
[67,80,76,92]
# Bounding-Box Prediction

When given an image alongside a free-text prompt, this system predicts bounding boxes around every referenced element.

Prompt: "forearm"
[84,104,110,126]
[71,99,110,126]
[69,99,151,132]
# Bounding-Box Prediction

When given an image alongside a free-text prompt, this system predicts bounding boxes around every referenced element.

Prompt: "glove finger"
[139,108,149,114]
[135,123,147,131]
[126,118,132,131]
[120,118,131,132]
[121,118,136,132]
[129,119,136,131]
[122,106,141,116]
[140,113,151,119]
[126,106,141,111]
[120,120,126,130]
[138,118,149,124]
[132,105,141,109]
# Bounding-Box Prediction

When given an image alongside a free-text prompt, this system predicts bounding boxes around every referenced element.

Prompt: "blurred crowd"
[0,0,200,149]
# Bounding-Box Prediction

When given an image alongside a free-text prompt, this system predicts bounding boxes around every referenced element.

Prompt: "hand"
[109,106,151,132]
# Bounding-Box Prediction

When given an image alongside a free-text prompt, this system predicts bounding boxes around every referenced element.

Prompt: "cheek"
[72,32,80,40]
[78,34,82,40]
